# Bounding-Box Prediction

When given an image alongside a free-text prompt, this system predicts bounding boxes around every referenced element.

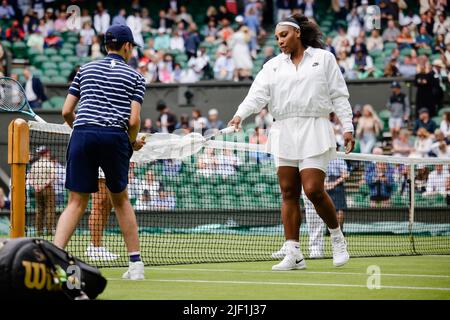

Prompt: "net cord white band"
[28,121,450,165]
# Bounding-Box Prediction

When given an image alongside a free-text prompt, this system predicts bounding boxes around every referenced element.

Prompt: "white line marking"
[107,266,450,279]
[106,278,450,291]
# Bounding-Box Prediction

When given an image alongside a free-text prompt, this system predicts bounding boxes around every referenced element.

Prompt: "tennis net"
[15,121,450,267]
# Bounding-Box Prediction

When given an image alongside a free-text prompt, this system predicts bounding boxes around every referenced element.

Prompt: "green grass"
[99,256,450,300]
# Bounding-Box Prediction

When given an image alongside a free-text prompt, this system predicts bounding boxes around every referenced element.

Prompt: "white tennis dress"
[234,47,354,163]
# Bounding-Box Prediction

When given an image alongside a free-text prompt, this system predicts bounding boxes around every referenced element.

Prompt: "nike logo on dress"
[312,62,319,67]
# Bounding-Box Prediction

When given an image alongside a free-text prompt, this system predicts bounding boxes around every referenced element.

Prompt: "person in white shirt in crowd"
[141,8,152,33]
[190,108,208,133]
[76,36,89,58]
[135,170,160,211]
[216,149,241,177]
[80,8,93,26]
[441,112,450,138]
[254,107,274,130]
[412,128,434,158]
[382,19,401,42]
[366,29,384,52]
[332,26,354,54]
[138,61,152,84]
[170,29,185,52]
[433,12,450,37]
[229,14,354,271]
[187,47,210,82]
[127,9,144,48]
[80,21,96,47]
[197,148,219,177]
[229,26,253,81]
[392,129,415,157]
[399,9,421,27]
[27,29,44,53]
[206,108,225,131]
[94,2,110,37]
[431,129,450,158]
[423,164,450,196]
[112,8,127,26]
[213,48,235,81]
[178,5,193,25]
[346,8,362,40]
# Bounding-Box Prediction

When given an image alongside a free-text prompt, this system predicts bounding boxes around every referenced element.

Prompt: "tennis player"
[229,14,355,270]
[54,25,146,280]
[85,175,119,261]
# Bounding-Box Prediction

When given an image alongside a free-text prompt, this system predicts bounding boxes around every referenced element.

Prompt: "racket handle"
[34,114,47,123]
[220,126,236,135]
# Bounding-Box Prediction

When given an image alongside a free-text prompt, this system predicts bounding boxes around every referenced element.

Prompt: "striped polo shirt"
[69,53,146,131]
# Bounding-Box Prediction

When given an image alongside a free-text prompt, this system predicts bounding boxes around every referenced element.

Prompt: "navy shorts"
[65,125,133,193]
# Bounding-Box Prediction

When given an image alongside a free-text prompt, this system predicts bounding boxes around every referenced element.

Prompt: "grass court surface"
[100,255,450,300]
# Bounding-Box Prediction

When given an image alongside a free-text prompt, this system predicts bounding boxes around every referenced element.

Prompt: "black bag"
[0,238,107,300]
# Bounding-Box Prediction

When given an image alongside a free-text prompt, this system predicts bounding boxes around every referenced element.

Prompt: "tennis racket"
[131,127,236,162]
[0,77,46,123]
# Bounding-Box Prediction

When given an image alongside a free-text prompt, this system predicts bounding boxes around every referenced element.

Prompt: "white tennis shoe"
[271,242,287,259]
[331,235,350,267]
[122,261,145,280]
[272,242,307,271]
[85,244,119,261]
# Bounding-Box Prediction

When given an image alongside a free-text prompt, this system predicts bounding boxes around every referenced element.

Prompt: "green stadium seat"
[27,47,41,60]
[61,43,75,51]
[32,69,43,77]
[417,47,432,56]
[60,48,74,57]
[1,40,11,49]
[40,75,51,83]
[384,42,397,50]
[44,48,58,56]
[61,31,78,41]
[400,48,412,56]
[50,76,67,84]
[42,101,54,109]
[44,69,59,77]
[42,61,58,70]
[432,116,442,124]
[11,67,24,76]
[11,41,27,59]
[50,55,64,63]
[252,183,269,196]
[66,36,79,44]
[66,55,80,65]
[59,69,72,78]
[438,107,450,117]
[59,61,73,70]
[49,96,66,108]
[32,55,47,68]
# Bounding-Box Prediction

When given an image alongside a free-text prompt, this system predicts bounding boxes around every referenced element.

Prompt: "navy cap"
[104,24,140,47]
[391,81,401,88]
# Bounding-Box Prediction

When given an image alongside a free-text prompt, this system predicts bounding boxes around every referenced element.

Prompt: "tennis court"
[100,256,450,300]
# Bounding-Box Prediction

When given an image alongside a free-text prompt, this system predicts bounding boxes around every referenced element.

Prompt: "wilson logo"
[22,261,62,291]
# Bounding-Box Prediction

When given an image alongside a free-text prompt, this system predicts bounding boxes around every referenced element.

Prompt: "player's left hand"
[343,132,355,154]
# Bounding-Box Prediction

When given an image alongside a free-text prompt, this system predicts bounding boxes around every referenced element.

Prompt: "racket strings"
[0,78,27,112]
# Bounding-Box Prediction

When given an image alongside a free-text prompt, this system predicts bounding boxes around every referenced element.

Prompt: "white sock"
[285,240,301,255]
[329,226,343,238]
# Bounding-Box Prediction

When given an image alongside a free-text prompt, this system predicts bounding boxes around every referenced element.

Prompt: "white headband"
[277,21,300,30]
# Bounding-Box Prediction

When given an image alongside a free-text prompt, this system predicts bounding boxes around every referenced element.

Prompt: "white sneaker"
[271,242,287,259]
[122,261,145,280]
[272,242,306,271]
[85,244,119,261]
[331,235,350,267]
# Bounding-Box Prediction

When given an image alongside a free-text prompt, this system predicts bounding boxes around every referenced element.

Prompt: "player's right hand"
[228,116,241,131]
[132,136,146,151]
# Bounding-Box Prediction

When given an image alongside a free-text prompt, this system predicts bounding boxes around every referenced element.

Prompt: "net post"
[409,163,416,254]
[8,118,29,238]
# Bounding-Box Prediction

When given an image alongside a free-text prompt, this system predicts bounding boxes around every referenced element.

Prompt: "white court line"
[106,278,450,291]
[107,267,450,279]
